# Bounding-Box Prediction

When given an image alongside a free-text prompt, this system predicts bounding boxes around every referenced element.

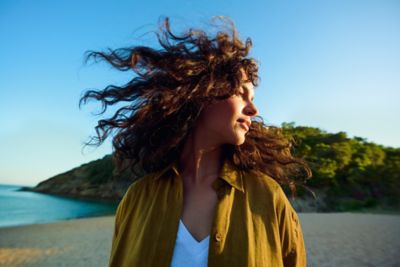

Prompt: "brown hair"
[79,16,313,198]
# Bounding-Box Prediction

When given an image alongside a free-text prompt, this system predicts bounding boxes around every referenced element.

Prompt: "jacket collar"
[153,158,245,193]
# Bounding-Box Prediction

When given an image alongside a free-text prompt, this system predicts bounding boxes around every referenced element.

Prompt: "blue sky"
[1,0,399,186]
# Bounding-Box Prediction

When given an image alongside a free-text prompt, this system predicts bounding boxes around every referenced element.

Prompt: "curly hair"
[79,16,313,199]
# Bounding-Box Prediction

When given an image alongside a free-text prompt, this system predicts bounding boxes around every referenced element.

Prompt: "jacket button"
[292,212,298,223]
[215,233,222,242]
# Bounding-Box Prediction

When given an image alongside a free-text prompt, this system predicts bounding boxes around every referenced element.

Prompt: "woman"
[80,16,312,267]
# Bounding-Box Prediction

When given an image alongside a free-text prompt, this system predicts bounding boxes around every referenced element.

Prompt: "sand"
[1,213,399,267]
[0,216,114,267]
[299,212,400,267]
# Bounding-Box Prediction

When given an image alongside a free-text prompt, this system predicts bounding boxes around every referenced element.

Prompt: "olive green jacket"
[109,158,306,267]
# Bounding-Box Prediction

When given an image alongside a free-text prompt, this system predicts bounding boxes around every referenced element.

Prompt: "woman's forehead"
[240,69,255,88]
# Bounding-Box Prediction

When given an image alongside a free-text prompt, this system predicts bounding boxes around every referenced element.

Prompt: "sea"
[0,184,119,228]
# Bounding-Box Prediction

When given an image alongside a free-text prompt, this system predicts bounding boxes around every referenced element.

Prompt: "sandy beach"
[1,213,399,267]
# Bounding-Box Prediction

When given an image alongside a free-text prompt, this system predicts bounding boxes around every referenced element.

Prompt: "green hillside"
[281,122,400,212]
[24,122,400,212]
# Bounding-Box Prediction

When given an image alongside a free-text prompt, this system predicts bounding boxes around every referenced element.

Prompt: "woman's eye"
[234,91,249,101]
[241,92,248,99]
[233,92,243,98]
[236,91,244,96]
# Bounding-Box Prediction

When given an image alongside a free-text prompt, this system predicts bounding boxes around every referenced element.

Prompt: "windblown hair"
[79,16,313,199]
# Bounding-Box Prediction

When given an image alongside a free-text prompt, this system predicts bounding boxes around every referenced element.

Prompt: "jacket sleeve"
[275,185,307,267]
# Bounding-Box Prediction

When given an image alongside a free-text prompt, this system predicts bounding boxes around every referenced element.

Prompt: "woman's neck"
[179,130,223,186]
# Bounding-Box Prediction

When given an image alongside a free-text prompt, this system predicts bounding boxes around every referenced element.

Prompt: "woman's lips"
[237,118,251,131]
[239,122,249,131]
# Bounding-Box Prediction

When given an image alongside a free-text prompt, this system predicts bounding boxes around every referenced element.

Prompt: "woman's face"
[196,80,258,146]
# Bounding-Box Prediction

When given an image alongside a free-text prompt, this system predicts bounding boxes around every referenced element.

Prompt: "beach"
[0,216,114,267]
[1,213,399,267]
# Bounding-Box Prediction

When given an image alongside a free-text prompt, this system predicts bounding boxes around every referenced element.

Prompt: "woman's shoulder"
[243,170,282,196]
[124,172,157,195]
[243,170,298,216]
[121,164,176,201]
[115,173,158,214]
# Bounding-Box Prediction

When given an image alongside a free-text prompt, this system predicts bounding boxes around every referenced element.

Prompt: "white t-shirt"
[170,219,210,267]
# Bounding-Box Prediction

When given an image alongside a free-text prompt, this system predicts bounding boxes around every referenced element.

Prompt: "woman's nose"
[245,102,258,117]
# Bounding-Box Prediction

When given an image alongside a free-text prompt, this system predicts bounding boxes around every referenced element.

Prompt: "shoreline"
[0,212,116,230]
[0,183,119,232]
[0,214,115,229]
[1,208,399,230]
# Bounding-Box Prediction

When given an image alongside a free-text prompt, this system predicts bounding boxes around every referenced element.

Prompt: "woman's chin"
[231,134,246,146]
[223,129,247,146]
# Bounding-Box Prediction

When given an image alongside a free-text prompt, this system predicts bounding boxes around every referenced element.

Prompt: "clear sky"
[1,0,399,186]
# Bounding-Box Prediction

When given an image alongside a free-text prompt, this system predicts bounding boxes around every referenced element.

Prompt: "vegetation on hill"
[24,155,136,201]
[281,122,400,212]
[26,122,400,212]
